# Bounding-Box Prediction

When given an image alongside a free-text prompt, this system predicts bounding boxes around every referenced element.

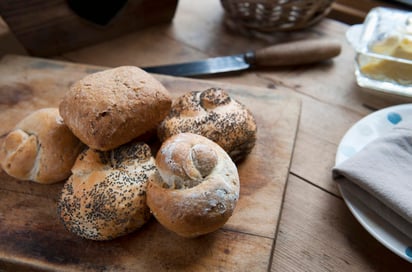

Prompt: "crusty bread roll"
[157,88,257,162]
[147,133,240,238]
[58,141,156,240]
[59,66,172,151]
[0,108,84,184]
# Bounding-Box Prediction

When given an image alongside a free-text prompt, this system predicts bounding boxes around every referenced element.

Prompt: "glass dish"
[346,7,412,98]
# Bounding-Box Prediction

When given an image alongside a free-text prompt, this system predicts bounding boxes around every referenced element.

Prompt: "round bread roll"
[157,88,257,162]
[59,66,172,151]
[0,108,84,184]
[58,141,156,240]
[147,133,240,238]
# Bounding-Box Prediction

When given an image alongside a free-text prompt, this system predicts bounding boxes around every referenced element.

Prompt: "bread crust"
[157,88,257,162]
[59,66,172,151]
[0,108,84,184]
[58,141,156,240]
[147,133,240,238]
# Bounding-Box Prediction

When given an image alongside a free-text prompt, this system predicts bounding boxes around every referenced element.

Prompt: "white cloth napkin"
[333,122,412,239]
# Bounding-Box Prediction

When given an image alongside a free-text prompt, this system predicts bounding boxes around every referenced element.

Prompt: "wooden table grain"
[1,0,412,271]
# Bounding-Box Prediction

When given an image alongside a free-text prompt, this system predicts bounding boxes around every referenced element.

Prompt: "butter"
[360,36,412,85]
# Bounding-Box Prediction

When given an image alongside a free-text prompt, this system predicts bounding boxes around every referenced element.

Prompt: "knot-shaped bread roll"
[157,88,257,162]
[58,141,156,240]
[0,108,84,184]
[147,133,240,238]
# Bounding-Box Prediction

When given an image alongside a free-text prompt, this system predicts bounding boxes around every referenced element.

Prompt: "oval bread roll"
[57,141,156,241]
[0,108,84,184]
[59,66,172,151]
[157,88,257,162]
[147,133,240,238]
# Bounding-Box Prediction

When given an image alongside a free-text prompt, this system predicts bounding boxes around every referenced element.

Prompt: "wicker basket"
[220,0,334,32]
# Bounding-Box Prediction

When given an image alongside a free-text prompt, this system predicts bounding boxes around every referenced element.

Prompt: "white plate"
[335,104,412,262]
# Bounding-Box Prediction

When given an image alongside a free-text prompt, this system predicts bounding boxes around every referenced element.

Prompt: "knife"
[143,39,341,77]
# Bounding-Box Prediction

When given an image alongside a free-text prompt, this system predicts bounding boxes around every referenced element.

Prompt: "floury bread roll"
[157,88,257,162]
[59,66,172,151]
[0,108,84,184]
[147,133,240,238]
[58,141,156,240]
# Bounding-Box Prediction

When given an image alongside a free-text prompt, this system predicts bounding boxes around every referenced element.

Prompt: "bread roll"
[0,108,83,184]
[59,66,172,151]
[157,88,257,162]
[58,141,156,240]
[147,133,240,238]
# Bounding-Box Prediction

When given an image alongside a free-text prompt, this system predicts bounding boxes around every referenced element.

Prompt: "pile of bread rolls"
[0,66,257,240]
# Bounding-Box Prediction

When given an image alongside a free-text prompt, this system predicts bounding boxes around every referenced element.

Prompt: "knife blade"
[143,39,341,77]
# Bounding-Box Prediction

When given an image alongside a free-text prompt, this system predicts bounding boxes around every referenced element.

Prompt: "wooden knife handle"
[248,39,342,66]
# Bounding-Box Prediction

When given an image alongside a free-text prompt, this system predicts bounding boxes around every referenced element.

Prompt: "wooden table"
[329,0,410,24]
[1,0,412,271]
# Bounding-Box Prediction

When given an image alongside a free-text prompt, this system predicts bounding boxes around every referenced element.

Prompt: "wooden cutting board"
[0,55,300,272]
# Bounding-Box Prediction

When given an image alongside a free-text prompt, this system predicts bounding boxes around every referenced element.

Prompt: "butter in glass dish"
[346,7,412,98]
